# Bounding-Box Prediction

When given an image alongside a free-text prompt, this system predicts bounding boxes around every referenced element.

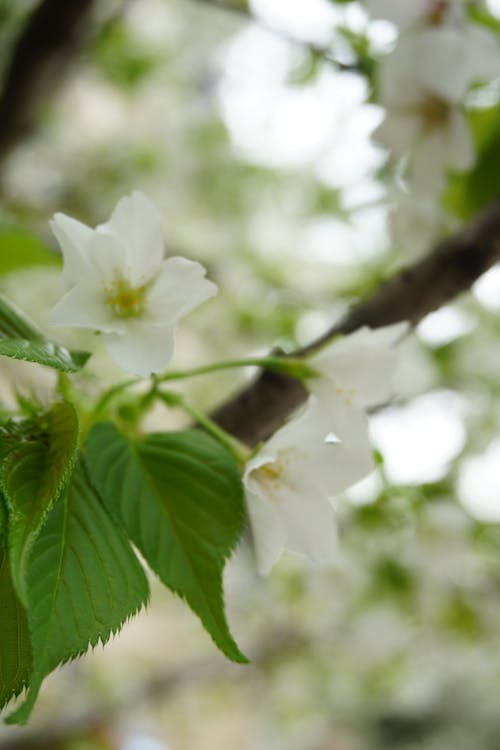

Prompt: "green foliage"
[0,294,90,372]
[0,294,43,340]
[0,228,60,277]
[0,536,32,710]
[445,105,500,219]
[0,339,90,372]
[7,459,149,724]
[85,424,248,663]
[0,402,79,605]
[92,20,159,89]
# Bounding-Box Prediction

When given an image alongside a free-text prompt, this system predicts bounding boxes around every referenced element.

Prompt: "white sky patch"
[473,263,500,311]
[417,305,476,347]
[458,439,500,522]
[370,390,467,484]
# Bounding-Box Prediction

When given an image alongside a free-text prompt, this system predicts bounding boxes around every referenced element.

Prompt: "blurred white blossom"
[244,396,373,574]
[48,191,217,376]
[245,324,407,574]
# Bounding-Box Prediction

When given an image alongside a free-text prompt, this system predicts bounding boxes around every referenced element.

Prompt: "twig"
[211,199,500,445]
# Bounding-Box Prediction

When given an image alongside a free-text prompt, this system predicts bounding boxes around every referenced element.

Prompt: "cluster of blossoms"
[50,191,406,574]
[366,0,500,257]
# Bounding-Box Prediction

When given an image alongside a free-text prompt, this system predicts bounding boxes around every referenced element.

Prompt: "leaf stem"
[157,356,318,382]
[156,389,251,465]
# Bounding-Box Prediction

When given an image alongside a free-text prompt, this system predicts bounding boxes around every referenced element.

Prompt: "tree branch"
[212,198,500,446]
[0,0,94,167]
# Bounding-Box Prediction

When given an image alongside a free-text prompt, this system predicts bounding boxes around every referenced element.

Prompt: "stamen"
[417,95,451,132]
[427,0,449,25]
[105,279,147,318]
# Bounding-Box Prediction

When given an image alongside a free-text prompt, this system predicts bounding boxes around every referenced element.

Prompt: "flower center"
[417,95,451,132]
[427,0,449,25]
[105,279,147,318]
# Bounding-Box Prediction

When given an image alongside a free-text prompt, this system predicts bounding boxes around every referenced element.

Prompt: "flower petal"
[50,213,94,288]
[312,324,408,407]
[365,0,428,29]
[446,109,474,172]
[245,489,285,575]
[374,112,421,156]
[102,322,175,376]
[146,257,218,324]
[87,229,128,284]
[100,191,165,285]
[48,283,126,333]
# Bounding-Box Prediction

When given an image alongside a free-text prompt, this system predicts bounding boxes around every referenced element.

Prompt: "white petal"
[374,113,421,155]
[463,26,500,84]
[365,0,427,29]
[410,133,448,193]
[413,29,472,101]
[245,489,285,575]
[272,482,338,567]
[312,324,408,406]
[102,322,175,376]
[146,257,218,324]
[50,213,94,288]
[48,283,126,333]
[446,109,475,172]
[377,46,424,108]
[88,229,128,284]
[100,191,164,285]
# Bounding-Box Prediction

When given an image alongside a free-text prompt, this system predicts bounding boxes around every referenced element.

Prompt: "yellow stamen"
[427,0,448,25]
[105,280,147,318]
[417,95,451,133]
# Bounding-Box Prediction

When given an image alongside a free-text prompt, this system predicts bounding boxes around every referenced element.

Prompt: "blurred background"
[2,0,500,748]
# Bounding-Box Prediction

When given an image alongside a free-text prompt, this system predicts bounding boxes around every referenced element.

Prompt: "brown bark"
[0,0,94,166]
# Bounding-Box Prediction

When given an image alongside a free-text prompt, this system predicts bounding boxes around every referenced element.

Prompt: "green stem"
[91,377,139,419]
[158,356,318,382]
[156,389,251,465]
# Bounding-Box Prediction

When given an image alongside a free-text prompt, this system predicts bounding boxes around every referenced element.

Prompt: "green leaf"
[0,339,90,372]
[0,295,91,373]
[0,513,32,710]
[0,228,60,278]
[0,402,79,605]
[445,106,500,220]
[0,295,42,341]
[7,459,149,725]
[85,424,247,664]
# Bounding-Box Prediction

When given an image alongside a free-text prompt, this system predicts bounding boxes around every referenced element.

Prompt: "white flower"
[381,27,500,104]
[244,396,374,575]
[375,37,477,193]
[48,191,217,376]
[366,0,467,31]
[309,323,408,408]
[245,323,408,574]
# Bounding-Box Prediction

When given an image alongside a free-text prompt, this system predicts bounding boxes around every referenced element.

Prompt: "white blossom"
[48,191,217,376]
[245,324,407,574]
[366,0,467,31]
[372,9,500,194]
[309,323,408,408]
[244,396,374,575]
